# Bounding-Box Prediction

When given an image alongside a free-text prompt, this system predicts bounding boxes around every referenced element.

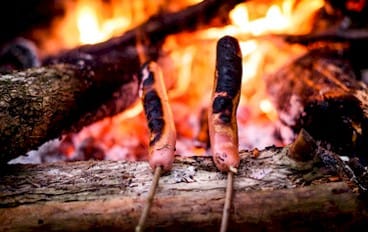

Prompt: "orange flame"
[76,4,130,44]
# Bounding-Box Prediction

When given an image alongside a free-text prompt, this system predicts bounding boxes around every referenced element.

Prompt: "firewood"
[42,0,245,66]
[0,147,366,231]
[288,128,317,161]
[0,37,40,74]
[0,62,139,165]
[284,28,368,45]
[265,47,368,163]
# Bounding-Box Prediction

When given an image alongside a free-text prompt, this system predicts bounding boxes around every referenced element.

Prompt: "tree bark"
[265,47,368,162]
[0,147,366,231]
[0,63,139,164]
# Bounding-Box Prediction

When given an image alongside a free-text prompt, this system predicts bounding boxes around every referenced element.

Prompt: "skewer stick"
[135,166,162,232]
[136,61,176,231]
[220,169,235,232]
[208,36,242,231]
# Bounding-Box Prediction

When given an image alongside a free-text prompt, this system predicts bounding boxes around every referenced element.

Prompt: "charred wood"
[325,0,368,26]
[288,128,317,162]
[0,37,40,74]
[0,147,367,231]
[284,32,368,74]
[284,28,368,45]
[42,0,245,66]
[265,47,368,164]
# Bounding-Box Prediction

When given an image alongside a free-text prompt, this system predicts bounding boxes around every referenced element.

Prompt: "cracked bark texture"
[1,148,367,231]
[0,64,139,164]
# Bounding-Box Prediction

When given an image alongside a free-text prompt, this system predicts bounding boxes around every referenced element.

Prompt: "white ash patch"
[171,166,197,183]
[248,168,273,180]
[8,138,63,164]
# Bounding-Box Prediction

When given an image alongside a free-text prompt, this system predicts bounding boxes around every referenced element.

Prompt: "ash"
[8,139,65,164]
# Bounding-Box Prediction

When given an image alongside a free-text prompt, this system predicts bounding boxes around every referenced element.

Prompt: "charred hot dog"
[208,35,242,173]
[139,61,176,171]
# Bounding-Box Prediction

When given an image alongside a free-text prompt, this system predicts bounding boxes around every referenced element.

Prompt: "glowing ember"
[259,99,278,121]
[31,0,326,162]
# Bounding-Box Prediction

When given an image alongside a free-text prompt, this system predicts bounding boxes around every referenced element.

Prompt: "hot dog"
[208,35,242,173]
[139,61,176,171]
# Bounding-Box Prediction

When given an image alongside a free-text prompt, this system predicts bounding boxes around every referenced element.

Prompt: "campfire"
[3,0,331,163]
[1,0,368,231]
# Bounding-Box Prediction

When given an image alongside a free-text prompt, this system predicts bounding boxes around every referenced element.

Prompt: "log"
[0,62,139,164]
[284,28,368,45]
[265,47,368,164]
[283,31,368,73]
[42,0,245,65]
[0,147,367,231]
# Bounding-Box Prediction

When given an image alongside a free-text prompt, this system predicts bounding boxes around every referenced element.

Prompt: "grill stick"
[136,61,176,232]
[208,35,242,232]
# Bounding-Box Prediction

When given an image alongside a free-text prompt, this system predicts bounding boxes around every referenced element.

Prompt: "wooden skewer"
[208,35,242,231]
[135,166,162,232]
[220,168,236,232]
[136,61,176,231]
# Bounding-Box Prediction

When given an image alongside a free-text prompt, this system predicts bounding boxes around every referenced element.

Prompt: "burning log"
[265,46,368,163]
[42,0,245,66]
[284,28,368,45]
[0,62,139,164]
[0,146,367,231]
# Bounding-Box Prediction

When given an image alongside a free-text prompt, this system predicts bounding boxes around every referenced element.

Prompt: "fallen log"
[264,47,368,163]
[0,147,367,231]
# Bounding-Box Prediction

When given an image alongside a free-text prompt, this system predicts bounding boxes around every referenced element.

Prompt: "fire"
[259,99,278,121]
[201,0,324,39]
[76,3,130,44]
[50,0,325,161]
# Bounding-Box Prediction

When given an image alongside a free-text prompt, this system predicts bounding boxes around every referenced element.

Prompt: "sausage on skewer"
[136,61,176,232]
[140,61,176,171]
[209,35,242,232]
[208,35,242,173]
